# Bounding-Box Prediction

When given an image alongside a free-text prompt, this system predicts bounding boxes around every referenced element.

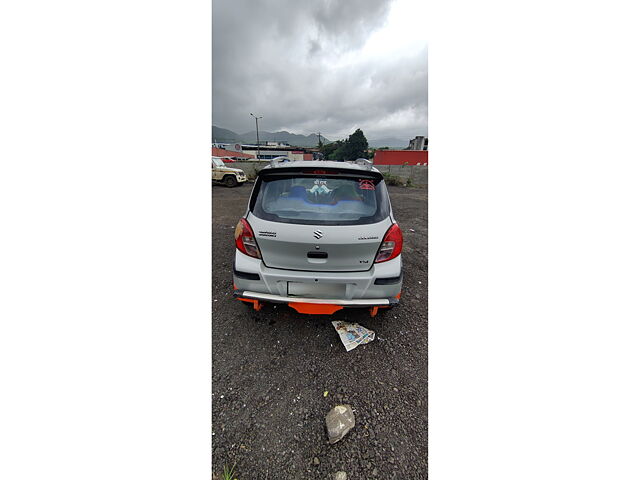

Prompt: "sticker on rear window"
[359,179,375,190]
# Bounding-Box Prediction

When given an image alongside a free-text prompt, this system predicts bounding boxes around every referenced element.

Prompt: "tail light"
[375,223,403,263]
[234,218,261,258]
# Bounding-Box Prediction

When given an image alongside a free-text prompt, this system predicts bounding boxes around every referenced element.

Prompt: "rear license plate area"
[287,282,345,299]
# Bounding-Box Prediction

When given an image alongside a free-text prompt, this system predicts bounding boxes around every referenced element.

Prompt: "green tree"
[321,129,369,161]
[321,140,344,160]
[329,144,346,161]
[342,128,369,161]
[320,128,370,162]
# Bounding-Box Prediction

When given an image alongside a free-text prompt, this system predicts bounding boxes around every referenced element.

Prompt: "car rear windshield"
[250,173,390,225]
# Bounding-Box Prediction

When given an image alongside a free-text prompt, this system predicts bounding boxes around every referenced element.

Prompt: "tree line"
[318,128,370,161]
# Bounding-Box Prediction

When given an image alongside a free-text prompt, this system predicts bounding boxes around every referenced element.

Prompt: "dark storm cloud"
[212,0,427,141]
[310,0,394,53]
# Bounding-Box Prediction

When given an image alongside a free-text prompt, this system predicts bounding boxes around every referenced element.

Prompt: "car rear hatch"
[247,165,391,272]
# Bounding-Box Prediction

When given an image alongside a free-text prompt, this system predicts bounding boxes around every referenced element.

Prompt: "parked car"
[233,159,402,317]
[212,157,247,187]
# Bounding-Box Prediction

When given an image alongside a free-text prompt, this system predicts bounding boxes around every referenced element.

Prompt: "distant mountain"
[368,137,409,149]
[239,130,331,148]
[212,125,329,147]
[212,125,418,149]
[212,126,243,143]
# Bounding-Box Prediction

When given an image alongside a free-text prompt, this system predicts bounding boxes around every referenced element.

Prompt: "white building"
[241,145,313,161]
[408,136,428,150]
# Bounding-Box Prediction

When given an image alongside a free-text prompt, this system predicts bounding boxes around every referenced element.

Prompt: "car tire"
[224,175,238,188]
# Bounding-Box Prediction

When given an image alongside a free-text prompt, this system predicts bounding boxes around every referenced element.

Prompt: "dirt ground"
[212,181,428,479]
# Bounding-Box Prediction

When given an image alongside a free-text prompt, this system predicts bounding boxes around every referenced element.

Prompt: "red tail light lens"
[375,223,403,263]
[234,218,261,258]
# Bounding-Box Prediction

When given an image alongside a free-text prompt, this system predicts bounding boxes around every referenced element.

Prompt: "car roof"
[261,160,380,174]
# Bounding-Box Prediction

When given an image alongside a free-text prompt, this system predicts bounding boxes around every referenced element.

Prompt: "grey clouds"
[212,0,427,142]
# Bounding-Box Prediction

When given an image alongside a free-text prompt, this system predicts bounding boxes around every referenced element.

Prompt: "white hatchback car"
[232,159,403,316]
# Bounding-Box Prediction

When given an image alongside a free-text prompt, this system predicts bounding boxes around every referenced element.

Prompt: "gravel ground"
[213,181,428,479]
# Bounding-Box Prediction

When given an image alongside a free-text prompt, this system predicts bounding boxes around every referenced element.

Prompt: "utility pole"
[250,113,263,161]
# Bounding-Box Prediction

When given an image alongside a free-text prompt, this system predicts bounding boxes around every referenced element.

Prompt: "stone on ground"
[325,404,355,444]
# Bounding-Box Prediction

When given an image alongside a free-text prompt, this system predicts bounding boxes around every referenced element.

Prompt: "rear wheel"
[224,175,238,188]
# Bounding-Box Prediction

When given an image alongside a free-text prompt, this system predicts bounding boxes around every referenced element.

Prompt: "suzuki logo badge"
[313,230,323,239]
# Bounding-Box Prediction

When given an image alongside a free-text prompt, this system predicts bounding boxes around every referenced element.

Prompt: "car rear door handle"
[307,251,328,259]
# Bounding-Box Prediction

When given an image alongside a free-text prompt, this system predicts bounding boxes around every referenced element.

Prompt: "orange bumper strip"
[237,298,263,311]
[288,303,344,315]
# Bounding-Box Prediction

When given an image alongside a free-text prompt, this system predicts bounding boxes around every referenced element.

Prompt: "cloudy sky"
[212,0,427,142]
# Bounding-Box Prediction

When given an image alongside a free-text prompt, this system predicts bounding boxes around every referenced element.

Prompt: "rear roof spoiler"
[266,158,373,170]
[258,165,382,180]
[269,156,291,167]
[351,158,373,170]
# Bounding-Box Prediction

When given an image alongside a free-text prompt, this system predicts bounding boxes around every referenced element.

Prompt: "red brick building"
[373,150,428,165]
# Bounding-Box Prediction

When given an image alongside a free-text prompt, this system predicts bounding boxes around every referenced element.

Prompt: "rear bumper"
[232,250,402,300]
[234,289,398,307]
